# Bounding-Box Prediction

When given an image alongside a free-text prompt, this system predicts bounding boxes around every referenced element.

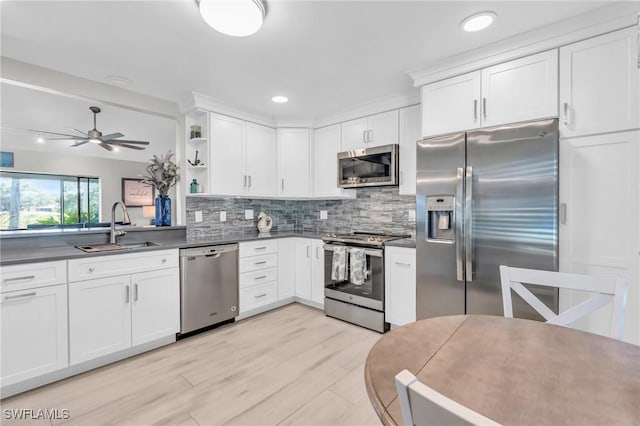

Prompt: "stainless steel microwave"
[337,144,399,188]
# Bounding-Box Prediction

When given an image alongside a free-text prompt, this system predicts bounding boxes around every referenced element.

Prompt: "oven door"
[323,244,384,311]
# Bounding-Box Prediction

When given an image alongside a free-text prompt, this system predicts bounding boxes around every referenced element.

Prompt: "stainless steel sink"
[75,241,161,253]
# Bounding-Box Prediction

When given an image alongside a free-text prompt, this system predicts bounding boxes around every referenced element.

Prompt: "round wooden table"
[364,315,640,425]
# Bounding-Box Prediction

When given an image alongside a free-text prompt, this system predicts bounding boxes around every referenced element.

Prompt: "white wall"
[2,149,177,226]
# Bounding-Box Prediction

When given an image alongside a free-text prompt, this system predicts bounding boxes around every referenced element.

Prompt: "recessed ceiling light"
[198,0,266,37]
[37,137,44,143]
[272,95,288,104]
[460,12,496,32]
[105,75,132,86]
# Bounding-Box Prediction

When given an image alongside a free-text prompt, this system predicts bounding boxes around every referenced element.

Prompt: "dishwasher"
[179,244,238,335]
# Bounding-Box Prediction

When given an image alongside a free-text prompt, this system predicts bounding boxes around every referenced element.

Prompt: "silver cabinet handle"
[125,285,130,303]
[482,98,487,120]
[243,175,247,187]
[248,175,252,188]
[3,275,35,283]
[161,259,167,263]
[367,129,373,142]
[134,283,138,301]
[4,292,36,300]
[254,247,267,251]
[474,99,478,121]
[88,267,95,273]
[455,167,464,282]
[307,246,310,258]
[465,166,473,282]
[563,102,569,126]
[395,262,411,267]
[363,130,367,143]
[560,203,567,225]
[254,293,267,298]
[316,246,320,259]
[281,179,284,191]
[254,261,267,265]
[254,275,267,280]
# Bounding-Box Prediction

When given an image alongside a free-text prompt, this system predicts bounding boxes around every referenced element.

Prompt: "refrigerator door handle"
[465,166,473,282]
[456,167,464,281]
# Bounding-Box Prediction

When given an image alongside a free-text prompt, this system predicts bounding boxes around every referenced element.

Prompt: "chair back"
[395,370,501,426]
[499,265,628,339]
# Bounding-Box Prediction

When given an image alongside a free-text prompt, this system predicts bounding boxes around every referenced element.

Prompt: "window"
[0,172,100,230]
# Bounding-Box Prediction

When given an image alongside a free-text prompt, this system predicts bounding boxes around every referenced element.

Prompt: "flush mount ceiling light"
[197,0,267,37]
[271,95,288,104]
[105,75,132,87]
[460,12,496,32]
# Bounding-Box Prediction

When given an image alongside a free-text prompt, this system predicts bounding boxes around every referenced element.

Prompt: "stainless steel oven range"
[322,232,408,333]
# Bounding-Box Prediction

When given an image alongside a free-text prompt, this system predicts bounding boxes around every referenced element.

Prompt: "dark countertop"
[384,238,416,249]
[0,229,328,266]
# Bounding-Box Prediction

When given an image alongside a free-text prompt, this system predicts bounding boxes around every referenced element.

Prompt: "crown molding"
[313,90,420,129]
[182,92,277,128]
[407,2,640,87]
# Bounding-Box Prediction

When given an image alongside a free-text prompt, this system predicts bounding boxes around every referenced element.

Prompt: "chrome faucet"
[110,201,132,244]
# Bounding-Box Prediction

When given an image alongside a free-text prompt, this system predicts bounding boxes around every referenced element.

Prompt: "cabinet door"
[559,27,639,138]
[384,247,416,326]
[482,50,558,127]
[69,276,132,365]
[313,124,347,197]
[131,268,180,346]
[1,284,68,386]
[341,117,368,150]
[278,238,296,300]
[277,129,310,197]
[294,238,312,300]
[210,114,245,195]
[422,71,481,137]
[310,239,325,306]
[368,110,399,147]
[559,130,639,344]
[398,105,421,195]
[245,122,277,196]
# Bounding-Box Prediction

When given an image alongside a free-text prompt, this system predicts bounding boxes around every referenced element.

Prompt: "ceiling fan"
[28,106,150,151]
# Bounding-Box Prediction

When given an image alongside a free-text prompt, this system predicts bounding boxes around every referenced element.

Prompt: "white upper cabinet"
[342,110,399,150]
[422,50,558,136]
[422,71,481,137]
[245,122,277,196]
[277,128,310,197]
[481,50,558,127]
[313,124,355,198]
[559,27,639,138]
[398,104,421,195]
[185,110,209,194]
[210,113,276,196]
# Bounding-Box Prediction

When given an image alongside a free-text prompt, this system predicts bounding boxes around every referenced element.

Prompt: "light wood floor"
[2,303,383,426]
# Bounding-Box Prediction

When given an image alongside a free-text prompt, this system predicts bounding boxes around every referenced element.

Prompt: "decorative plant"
[141,150,179,196]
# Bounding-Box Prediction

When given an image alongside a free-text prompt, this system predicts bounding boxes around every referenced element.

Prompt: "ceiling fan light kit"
[29,106,150,151]
[197,0,266,37]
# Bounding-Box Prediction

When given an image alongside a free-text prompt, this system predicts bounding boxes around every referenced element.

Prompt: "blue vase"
[155,195,171,226]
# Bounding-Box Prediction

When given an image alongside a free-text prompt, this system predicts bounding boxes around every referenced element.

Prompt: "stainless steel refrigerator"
[416,118,559,320]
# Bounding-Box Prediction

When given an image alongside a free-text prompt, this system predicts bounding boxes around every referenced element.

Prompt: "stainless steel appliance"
[417,118,559,320]
[323,232,407,332]
[337,144,399,188]
[179,244,239,334]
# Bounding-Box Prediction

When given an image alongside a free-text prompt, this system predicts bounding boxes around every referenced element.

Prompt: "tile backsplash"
[186,187,416,240]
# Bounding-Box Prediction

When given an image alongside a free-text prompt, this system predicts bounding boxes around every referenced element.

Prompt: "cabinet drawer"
[68,249,179,282]
[239,281,277,313]
[240,267,277,289]
[239,253,278,273]
[1,261,66,293]
[239,240,278,257]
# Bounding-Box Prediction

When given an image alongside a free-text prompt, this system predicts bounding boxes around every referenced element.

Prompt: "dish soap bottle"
[190,178,199,194]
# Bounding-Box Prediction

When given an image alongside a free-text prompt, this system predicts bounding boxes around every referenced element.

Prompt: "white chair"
[499,265,628,339]
[395,370,501,426]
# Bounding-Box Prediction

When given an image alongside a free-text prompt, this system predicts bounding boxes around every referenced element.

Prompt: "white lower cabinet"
[294,238,324,307]
[1,282,68,387]
[384,247,416,327]
[239,240,279,314]
[277,238,296,300]
[68,249,180,365]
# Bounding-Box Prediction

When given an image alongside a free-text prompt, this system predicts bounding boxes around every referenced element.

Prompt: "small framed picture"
[0,151,14,167]
[122,178,154,207]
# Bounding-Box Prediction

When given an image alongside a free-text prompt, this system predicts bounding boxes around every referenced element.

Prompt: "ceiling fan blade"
[68,128,89,137]
[71,140,90,147]
[98,142,114,151]
[41,136,88,141]
[113,143,146,150]
[28,129,86,138]
[101,132,124,141]
[109,139,150,145]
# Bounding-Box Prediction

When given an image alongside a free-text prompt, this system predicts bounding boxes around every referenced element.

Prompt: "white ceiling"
[1,0,611,123]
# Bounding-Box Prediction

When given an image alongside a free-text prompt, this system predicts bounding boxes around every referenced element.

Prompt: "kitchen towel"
[350,248,366,286]
[331,246,347,281]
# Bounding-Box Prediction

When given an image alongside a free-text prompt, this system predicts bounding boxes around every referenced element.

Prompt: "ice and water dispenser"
[426,195,454,242]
